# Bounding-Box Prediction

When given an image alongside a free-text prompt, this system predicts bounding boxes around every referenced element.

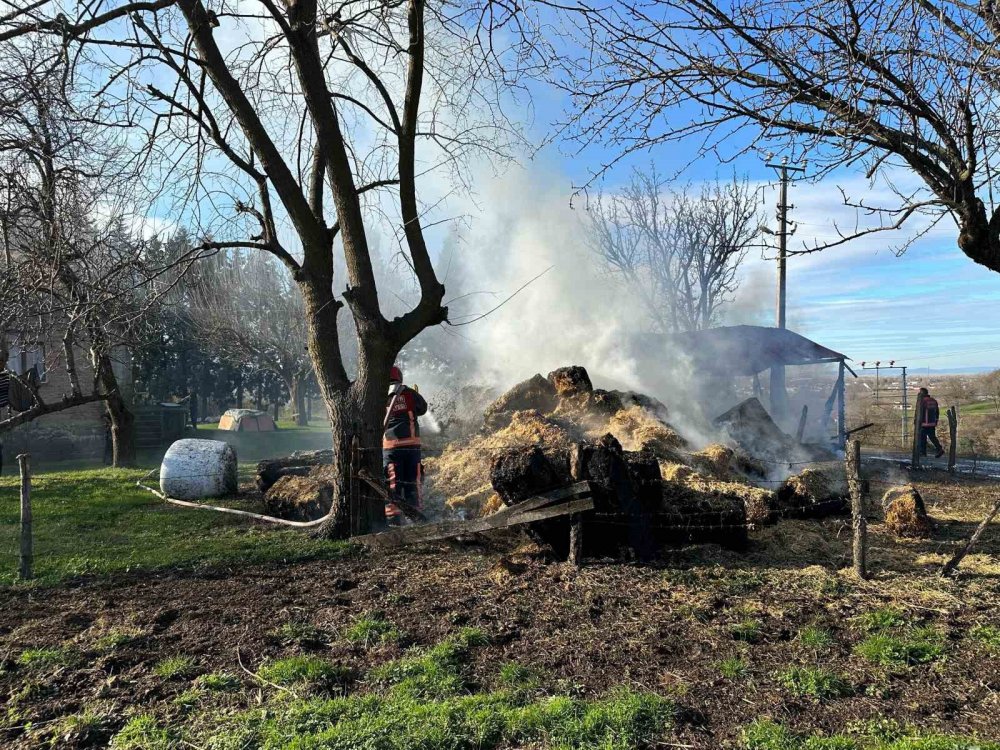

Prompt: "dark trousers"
[920,426,943,456]
[383,447,422,523]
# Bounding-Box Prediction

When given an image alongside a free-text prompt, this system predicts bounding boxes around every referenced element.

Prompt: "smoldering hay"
[421,364,848,551]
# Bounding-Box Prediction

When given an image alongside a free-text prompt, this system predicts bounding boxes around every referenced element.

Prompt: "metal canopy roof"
[664,325,848,377]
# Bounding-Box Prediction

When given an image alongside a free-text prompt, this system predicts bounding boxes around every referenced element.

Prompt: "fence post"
[846,439,867,580]
[947,406,958,474]
[911,393,923,469]
[795,404,809,443]
[567,444,584,567]
[18,453,32,581]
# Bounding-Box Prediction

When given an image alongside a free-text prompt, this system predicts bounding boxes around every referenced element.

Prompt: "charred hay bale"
[490,445,568,505]
[547,365,593,396]
[483,374,559,430]
[662,467,773,531]
[775,467,849,520]
[713,397,799,462]
[658,481,749,549]
[256,449,334,492]
[263,475,334,521]
[881,485,933,538]
[690,444,766,482]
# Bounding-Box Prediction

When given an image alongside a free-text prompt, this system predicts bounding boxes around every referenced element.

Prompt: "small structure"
[665,326,855,448]
[218,409,277,432]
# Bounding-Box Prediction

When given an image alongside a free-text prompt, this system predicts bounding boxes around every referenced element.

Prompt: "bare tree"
[588,170,760,332]
[0,45,199,465]
[188,251,313,426]
[561,0,1000,272]
[1,0,547,534]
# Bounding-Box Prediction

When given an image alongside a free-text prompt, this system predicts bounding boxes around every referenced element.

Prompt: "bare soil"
[3,465,1000,748]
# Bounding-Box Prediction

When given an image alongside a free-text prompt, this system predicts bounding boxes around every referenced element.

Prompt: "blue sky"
[514,88,1000,372]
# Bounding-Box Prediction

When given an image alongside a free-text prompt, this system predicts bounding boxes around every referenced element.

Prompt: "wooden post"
[567,444,584,566]
[846,440,867,579]
[18,453,32,581]
[795,404,809,443]
[911,393,923,469]
[941,494,1000,577]
[947,406,958,474]
[837,362,846,450]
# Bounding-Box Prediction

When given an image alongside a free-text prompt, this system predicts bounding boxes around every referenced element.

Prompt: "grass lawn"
[0,467,345,587]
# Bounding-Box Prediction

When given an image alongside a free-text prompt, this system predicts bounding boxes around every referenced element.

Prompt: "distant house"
[2,332,133,461]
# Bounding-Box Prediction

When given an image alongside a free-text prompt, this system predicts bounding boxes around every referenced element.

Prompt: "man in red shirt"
[383,365,428,524]
[917,387,945,458]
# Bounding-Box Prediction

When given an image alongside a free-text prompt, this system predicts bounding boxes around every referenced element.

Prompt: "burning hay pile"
[423,365,849,557]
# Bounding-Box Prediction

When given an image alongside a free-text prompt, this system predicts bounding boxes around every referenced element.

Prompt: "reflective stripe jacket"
[383,386,428,449]
[920,396,940,427]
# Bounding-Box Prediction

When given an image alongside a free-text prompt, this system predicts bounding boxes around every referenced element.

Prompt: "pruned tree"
[560,0,1000,272]
[1,0,547,534]
[188,251,313,425]
[588,170,760,332]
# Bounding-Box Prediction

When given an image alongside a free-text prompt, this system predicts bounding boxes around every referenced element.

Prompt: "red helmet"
[389,366,403,383]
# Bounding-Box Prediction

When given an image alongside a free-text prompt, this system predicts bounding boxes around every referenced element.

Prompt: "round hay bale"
[881,485,933,538]
[160,439,238,500]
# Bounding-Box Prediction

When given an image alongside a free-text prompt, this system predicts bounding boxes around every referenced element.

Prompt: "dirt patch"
[3,472,1000,749]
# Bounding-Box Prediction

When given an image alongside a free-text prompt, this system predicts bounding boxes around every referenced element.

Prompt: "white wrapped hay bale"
[160,439,238,500]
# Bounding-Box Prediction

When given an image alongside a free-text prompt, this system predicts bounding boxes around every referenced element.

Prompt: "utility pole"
[765,155,805,423]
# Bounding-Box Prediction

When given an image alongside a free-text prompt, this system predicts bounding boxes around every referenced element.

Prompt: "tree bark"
[291,374,308,426]
[97,352,136,468]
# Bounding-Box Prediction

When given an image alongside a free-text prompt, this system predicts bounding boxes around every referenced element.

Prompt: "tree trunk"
[96,352,136,467]
[236,370,244,409]
[292,374,308,426]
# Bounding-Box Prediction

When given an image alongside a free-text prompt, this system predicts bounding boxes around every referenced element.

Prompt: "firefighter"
[917,387,945,458]
[383,365,427,524]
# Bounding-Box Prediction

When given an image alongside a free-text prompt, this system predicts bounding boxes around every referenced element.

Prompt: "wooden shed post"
[837,361,846,451]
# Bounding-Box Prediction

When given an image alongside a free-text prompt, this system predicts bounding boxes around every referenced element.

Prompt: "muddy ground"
[3,465,1000,748]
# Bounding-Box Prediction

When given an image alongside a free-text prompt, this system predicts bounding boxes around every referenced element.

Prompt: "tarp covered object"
[218,409,277,432]
[663,325,847,377]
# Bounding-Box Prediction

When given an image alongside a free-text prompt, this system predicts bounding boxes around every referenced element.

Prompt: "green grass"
[181,629,674,750]
[741,719,1000,750]
[153,655,197,680]
[970,624,1000,656]
[855,607,908,633]
[0,467,346,586]
[110,714,172,749]
[16,646,78,669]
[271,620,329,648]
[855,627,946,667]
[776,666,852,700]
[798,626,835,650]
[718,657,748,680]
[730,619,765,643]
[196,672,241,692]
[257,655,352,693]
[93,626,145,652]
[345,614,402,648]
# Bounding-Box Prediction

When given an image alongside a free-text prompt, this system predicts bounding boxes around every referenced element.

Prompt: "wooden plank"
[489,481,593,519]
[356,494,594,549]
